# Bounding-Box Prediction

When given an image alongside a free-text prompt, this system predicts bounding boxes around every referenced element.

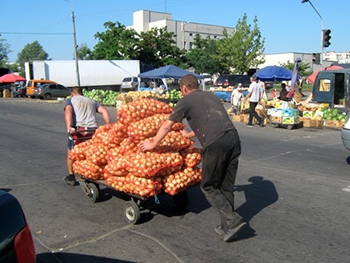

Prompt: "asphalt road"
[1,98,350,263]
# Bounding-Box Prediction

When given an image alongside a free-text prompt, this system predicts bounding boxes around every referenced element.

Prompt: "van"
[120,77,154,91]
[312,69,350,112]
[214,75,250,88]
[26,79,56,98]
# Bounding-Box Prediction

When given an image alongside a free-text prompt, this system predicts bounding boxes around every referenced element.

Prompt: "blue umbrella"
[254,65,292,81]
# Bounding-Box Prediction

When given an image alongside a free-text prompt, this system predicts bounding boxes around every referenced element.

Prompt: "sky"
[1,0,349,62]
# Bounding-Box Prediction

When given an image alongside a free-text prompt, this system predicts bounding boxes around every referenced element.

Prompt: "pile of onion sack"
[70,98,202,197]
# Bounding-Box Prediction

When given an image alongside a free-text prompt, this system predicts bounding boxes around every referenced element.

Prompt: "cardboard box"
[269,116,283,123]
[302,110,314,118]
[325,120,343,128]
[2,89,11,98]
[232,114,244,122]
[243,114,250,123]
[302,119,323,128]
[282,116,300,124]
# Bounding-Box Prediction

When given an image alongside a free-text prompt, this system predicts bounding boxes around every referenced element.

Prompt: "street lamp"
[65,0,81,87]
[302,0,324,67]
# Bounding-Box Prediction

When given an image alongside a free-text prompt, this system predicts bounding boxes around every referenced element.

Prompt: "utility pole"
[66,0,80,87]
[302,0,324,67]
[71,10,80,87]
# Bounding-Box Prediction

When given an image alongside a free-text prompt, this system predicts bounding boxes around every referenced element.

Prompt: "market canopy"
[138,64,205,90]
[0,73,26,83]
[254,65,292,82]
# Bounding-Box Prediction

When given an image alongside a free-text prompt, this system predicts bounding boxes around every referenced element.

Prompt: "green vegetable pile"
[83,89,120,106]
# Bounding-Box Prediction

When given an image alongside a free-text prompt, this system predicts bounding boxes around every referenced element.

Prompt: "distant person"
[64,87,111,186]
[258,79,267,100]
[278,83,289,101]
[230,83,244,115]
[245,76,264,127]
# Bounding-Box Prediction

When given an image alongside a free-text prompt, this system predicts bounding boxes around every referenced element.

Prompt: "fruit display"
[70,98,202,198]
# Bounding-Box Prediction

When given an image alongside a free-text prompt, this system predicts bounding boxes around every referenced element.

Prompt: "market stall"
[138,64,205,91]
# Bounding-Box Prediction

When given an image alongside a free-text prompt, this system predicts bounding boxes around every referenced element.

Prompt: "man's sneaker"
[247,124,253,127]
[223,222,247,242]
[63,175,77,186]
[215,226,225,235]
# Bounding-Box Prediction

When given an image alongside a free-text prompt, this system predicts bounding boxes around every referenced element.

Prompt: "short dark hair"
[71,87,82,95]
[180,74,199,90]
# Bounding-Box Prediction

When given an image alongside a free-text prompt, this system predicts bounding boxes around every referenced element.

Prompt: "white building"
[129,10,347,73]
[261,52,334,72]
[130,10,235,51]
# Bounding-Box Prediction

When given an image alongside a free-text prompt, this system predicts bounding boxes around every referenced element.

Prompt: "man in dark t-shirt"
[140,74,246,242]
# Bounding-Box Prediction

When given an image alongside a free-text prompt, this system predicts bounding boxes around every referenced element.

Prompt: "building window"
[189,42,193,50]
[214,36,217,39]
[189,33,193,37]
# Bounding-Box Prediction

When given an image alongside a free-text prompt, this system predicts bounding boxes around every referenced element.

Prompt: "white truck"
[24,60,141,91]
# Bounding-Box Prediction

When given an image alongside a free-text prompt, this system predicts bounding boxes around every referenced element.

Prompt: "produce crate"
[302,110,314,118]
[325,120,343,128]
[2,89,13,98]
[243,114,250,123]
[269,116,283,123]
[232,114,244,122]
[302,118,324,128]
[282,116,300,125]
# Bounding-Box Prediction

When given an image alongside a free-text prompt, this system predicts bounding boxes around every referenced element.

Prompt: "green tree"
[77,42,93,60]
[185,34,223,74]
[0,38,11,68]
[138,27,185,68]
[215,14,265,74]
[17,41,49,63]
[93,21,140,60]
[16,41,49,76]
[279,60,312,77]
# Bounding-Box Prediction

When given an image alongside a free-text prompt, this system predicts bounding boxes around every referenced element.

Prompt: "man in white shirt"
[230,83,244,115]
[245,76,264,127]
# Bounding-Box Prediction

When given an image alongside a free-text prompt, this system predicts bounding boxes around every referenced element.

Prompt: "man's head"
[281,83,286,89]
[179,74,199,95]
[71,87,83,96]
[250,76,256,82]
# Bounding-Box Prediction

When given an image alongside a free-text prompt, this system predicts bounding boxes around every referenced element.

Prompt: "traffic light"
[323,29,331,48]
[312,53,321,64]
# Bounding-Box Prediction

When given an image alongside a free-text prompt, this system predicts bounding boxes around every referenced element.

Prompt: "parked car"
[32,83,71,100]
[214,75,251,88]
[201,74,213,85]
[0,190,36,263]
[26,79,57,98]
[341,112,350,150]
[120,77,154,91]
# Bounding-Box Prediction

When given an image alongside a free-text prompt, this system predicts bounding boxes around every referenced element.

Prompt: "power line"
[0,32,71,35]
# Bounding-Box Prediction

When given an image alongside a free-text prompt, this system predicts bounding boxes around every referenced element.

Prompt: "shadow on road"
[235,176,279,239]
[37,252,136,263]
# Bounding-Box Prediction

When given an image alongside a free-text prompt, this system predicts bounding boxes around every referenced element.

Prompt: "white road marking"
[341,186,350,192]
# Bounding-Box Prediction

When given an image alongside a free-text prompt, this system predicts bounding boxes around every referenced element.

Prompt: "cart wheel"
[87,183,100,203]
[271,124,279,128]
[287,125,293,130]
[173,190,188,210]
[124,201,141,225]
